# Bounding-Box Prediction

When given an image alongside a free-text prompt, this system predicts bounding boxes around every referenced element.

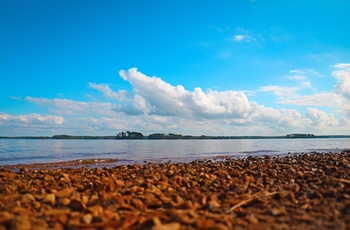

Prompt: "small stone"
[21,193,36,204]
[247,215,259,224]
[152,222,181,230]
[11,216,31,230]
[81,213,93,224]
[43,194,56,206]
[297,171,304,177]
[69,199,86,211]
[55,188,72,198]
[19,167,28,172]
[61,197,71,206]
[195,219,216,229]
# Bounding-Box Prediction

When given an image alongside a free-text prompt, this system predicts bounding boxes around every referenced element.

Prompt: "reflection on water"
[0,138,349,166]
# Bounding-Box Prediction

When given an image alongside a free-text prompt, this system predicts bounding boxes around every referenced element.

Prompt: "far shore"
[1,134,350,140]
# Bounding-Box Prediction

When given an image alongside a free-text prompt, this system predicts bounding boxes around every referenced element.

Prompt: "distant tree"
[117,131,144,139]
[167,133,183,139]
[127,131,144,139]
[148,133,166,139]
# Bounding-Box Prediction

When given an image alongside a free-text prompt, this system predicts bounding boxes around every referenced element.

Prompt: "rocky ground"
[0,151,350,229]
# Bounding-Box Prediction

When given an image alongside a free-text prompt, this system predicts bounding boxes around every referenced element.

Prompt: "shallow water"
[0,138,349,166]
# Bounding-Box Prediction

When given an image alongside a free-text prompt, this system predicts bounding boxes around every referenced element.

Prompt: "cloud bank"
[1,64,350,136]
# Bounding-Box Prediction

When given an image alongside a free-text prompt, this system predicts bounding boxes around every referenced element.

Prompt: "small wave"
[305,148,343,153]
[241,150,279,154]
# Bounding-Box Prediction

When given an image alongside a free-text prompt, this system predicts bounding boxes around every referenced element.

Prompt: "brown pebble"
[55,188,72,198]
[69,199,86,211]
[0,151,349,229]
[195,219,216,229]
[81,213,93,224]
[21,193,36,204]
[11,216,31,230]
[43,194,56,206]
[152,222,181,230]
[60,197,71,206]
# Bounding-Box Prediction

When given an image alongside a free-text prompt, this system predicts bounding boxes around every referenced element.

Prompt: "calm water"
[0,138,349,166]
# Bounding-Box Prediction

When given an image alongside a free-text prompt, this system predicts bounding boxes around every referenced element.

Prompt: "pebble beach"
[1,151,349,229]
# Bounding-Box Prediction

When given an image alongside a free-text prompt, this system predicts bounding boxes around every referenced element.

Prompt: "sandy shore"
[0,151,349,230]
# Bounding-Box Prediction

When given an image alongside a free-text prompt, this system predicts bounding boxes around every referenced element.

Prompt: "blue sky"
[1,0,350,136]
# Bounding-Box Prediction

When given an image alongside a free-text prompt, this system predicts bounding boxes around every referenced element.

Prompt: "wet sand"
[0,151,349,229]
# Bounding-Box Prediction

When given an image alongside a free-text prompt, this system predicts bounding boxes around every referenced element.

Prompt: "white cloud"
[119,68,253,119]
[288,75,305,80]
[120,68,193,116]
[281,92,348,108]
[88,83,127,100]
[0,113,65,136]
[259,85,300,97]
[0,113,64,125]
[5,65,350,136]
[73,117,127,132]
[233,34,256,42]
[333,68,350,99]
[306,108,339,126]
[25,97,115,116]
[289,69,323,77]
[232,28,257,42]
[116,68,348,135]
[334,63,350,69]
[290,70,302,74]
[300,81,312,88]
[233,35,245,42]
[276,64,350,117]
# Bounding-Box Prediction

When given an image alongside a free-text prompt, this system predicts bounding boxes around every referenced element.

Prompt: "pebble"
[0,151,349,229]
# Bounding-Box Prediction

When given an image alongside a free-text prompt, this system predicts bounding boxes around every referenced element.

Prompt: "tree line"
[3,132,349,140]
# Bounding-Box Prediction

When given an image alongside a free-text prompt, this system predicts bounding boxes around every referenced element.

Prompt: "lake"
[0,138,349,166]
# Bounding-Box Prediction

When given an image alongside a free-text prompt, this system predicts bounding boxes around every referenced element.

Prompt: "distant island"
[286,133,315,138]
[1,132,350,140]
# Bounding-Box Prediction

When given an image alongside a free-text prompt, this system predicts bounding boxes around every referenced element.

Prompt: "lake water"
[0,138,349,166]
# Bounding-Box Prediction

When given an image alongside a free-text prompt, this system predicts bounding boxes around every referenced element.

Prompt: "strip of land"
[0,151,349,229]
[1,134,350,140]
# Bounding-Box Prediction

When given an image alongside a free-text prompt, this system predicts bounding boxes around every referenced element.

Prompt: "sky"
[1,0,350,136]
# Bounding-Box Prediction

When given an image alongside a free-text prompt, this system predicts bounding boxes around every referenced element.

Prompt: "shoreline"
[0,151,349,229]
[0,149,346,171]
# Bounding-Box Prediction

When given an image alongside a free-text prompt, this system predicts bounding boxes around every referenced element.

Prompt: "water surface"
[0,138,349,166]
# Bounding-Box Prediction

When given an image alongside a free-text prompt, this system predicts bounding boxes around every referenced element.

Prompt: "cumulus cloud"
[0,113,65,135]
[306,108,339,126]
[281,64,350,109]
[25,97,115,116]
[282,92,347,108]
[119,68,253,119]
[7,65,349,136]
[116,68,350,134]
[88,83,127,100]
[0,113,64,125]
[333,68,350,99]
[115,95,152,115]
